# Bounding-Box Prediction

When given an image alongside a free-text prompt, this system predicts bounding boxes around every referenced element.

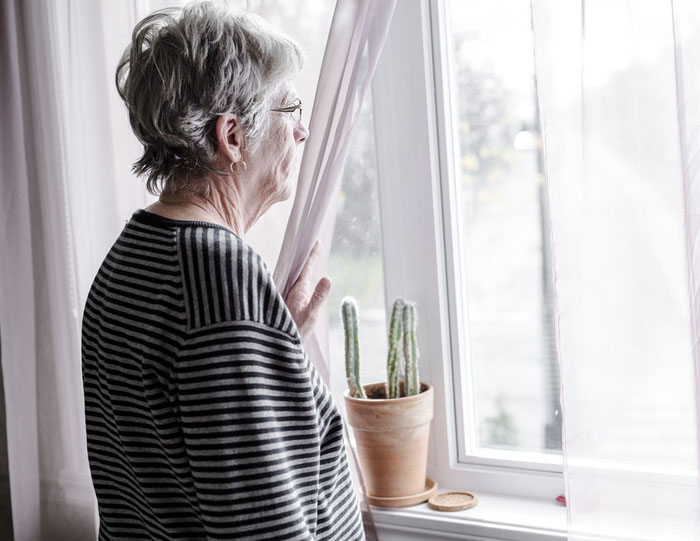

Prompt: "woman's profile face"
[251,82,309,207]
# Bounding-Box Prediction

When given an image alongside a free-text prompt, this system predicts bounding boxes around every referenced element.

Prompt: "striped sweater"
[81,208,365,541]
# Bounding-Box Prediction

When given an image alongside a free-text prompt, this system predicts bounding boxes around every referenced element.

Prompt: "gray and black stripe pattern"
[81,209,365,541]
[178,226,296,333]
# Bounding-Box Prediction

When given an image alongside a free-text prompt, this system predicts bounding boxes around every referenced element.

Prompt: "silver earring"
[229,160,247,173]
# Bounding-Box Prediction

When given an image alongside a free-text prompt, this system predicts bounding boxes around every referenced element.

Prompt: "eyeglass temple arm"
[272,98,301,113]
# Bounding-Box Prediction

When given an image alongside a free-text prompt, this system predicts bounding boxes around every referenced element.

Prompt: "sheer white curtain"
[1,1,149,539]
[270,2,396,539]
[532,0,700,538]
[0,0,391,539]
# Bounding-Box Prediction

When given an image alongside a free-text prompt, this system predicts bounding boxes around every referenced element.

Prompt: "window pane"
[328,89,387,421]
[448,0,562,455]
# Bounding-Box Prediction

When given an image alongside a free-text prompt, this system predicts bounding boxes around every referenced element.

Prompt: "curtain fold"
[271,2,397,539]
[672,0,700,492]
[0,2,43,538]
[1,1,155,538]
[532,0,700,538]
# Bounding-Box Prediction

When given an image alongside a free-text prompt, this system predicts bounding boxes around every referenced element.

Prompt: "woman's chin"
[280,176,295,201]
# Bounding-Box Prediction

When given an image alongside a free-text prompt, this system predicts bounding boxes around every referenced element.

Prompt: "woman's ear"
[215,113,245,163]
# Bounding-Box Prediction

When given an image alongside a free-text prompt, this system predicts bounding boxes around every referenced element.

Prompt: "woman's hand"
[284,240,332,341]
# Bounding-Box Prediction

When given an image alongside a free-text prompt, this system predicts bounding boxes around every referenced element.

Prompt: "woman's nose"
[294,121,309,144]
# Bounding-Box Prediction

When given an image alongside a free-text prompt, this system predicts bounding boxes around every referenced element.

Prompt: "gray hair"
[116,1,305,196]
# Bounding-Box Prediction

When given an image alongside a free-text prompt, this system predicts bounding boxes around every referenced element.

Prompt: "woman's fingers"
[300,277,332,336]
[309,276,331,311]
[298,241,321,286]
[287,241,321,304]
[283,241,332,340]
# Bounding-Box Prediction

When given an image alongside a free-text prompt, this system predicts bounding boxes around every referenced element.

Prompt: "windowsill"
[367,489,567,541]
[347,434,567,539]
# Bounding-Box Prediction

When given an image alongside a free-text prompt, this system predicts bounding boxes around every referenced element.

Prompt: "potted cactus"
[342,297,436,508]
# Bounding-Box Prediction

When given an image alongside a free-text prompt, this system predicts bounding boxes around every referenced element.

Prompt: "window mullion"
[370,0,463,495]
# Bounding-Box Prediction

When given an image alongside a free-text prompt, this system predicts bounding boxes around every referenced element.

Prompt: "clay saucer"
[428,491,478,511]
[367,478,438,508]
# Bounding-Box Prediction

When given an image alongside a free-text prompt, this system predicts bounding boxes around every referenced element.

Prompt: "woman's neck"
[145,195,248,237]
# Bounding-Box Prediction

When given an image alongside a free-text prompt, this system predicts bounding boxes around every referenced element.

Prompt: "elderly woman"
[81,2,365,540]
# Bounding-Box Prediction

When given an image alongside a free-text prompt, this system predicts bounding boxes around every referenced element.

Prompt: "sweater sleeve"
[175,320,320,540]
[174,225,365,540]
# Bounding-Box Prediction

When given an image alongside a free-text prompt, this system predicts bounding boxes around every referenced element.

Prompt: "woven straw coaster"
[428,491,478,512]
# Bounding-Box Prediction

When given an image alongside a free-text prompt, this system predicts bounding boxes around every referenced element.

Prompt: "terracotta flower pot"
[344,380,434,506]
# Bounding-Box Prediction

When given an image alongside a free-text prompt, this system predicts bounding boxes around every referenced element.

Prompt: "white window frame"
[368,0,565,501]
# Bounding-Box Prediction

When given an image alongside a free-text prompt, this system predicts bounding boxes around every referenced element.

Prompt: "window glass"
[449,0,562,455]
[328,89,387,421]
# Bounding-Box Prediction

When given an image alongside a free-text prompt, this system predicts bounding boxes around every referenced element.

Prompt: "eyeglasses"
[271,98,302,124]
